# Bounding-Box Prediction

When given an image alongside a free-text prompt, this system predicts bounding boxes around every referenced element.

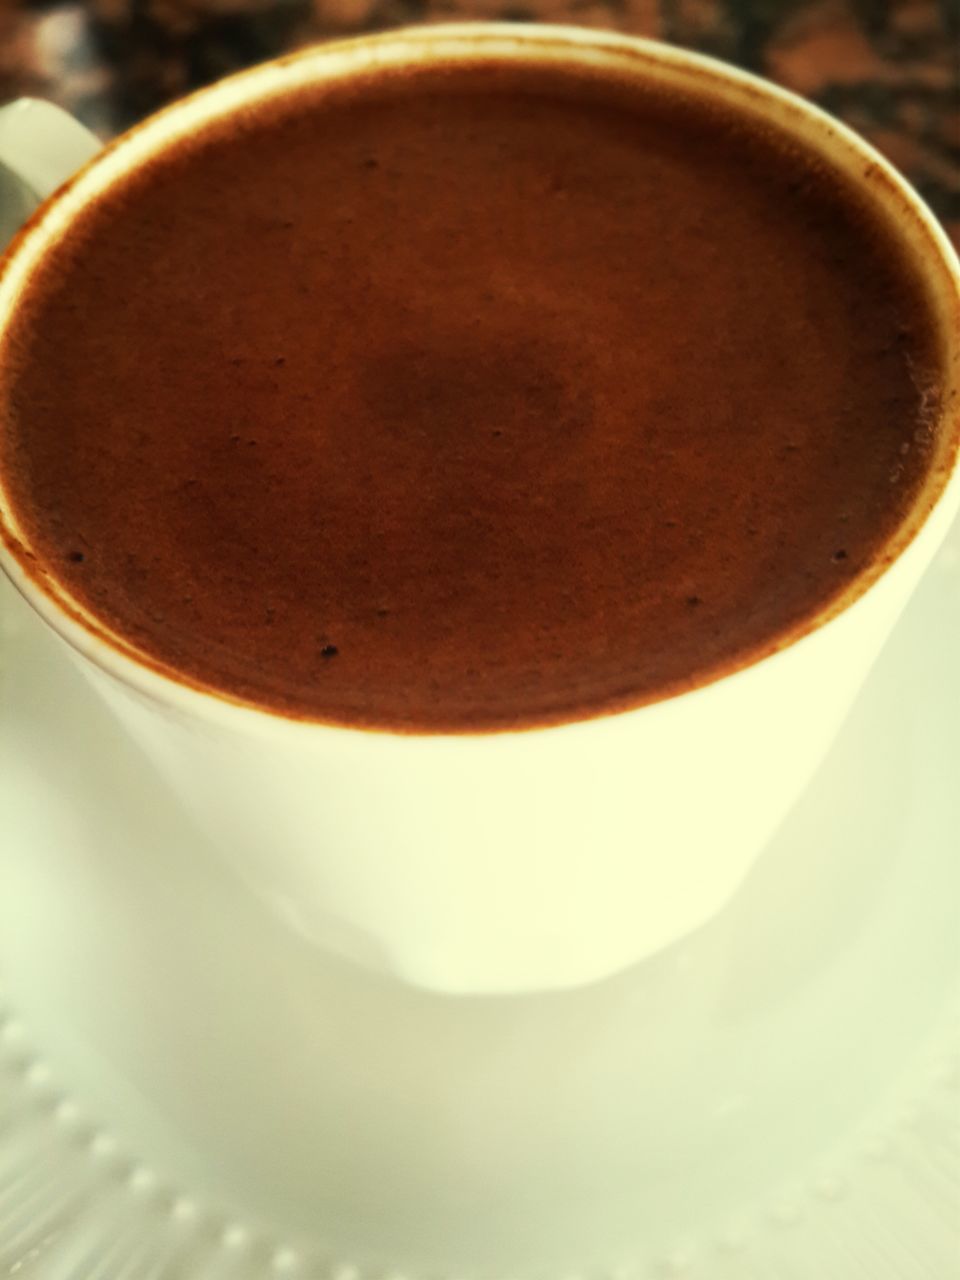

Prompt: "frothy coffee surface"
[0,56,944,730]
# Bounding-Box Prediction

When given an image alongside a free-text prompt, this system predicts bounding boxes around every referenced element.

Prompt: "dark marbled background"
[0,0,957,245]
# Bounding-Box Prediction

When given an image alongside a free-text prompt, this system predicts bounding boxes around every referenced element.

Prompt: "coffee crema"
[0,55,946,731]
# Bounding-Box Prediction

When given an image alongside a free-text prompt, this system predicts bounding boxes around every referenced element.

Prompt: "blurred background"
[0,0,956,245]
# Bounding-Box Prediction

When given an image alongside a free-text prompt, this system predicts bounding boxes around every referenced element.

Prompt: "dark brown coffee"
[0,54,946,731]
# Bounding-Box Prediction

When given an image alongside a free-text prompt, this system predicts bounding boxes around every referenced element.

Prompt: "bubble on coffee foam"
[904,351,942,459]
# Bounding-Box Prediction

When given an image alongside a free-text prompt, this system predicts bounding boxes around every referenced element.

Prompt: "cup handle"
[0,99,101,204]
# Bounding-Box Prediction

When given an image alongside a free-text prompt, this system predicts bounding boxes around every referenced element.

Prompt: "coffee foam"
[0,34,954,731]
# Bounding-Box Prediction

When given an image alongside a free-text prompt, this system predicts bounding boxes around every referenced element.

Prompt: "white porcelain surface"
[0,98,99,200]
[1,26,959,995]
[1,507,959,1277]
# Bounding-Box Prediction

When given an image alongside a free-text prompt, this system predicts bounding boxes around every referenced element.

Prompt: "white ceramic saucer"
[1,504,959,1280]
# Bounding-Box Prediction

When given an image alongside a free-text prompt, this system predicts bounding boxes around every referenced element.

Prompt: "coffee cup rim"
[1,21,958,741]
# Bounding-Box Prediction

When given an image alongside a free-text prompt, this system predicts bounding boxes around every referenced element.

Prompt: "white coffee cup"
[1,25,958,996]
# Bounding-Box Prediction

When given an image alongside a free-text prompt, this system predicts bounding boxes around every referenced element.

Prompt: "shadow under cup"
[0,25,959,995]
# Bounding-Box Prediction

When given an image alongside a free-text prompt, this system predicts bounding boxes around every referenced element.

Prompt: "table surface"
[0,0,957,247]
